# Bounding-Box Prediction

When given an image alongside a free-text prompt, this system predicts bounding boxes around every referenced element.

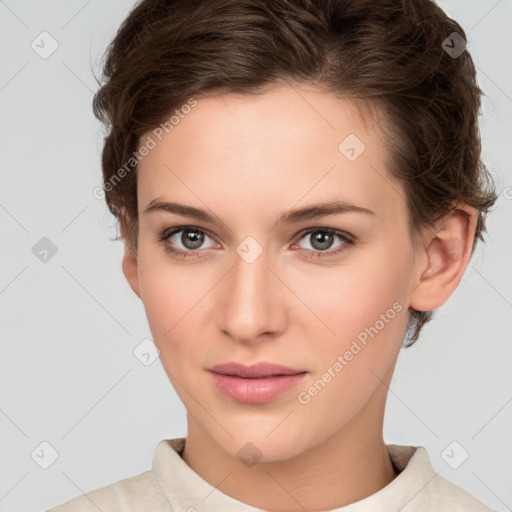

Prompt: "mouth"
[208,362,308,404]
[209,361,307,378]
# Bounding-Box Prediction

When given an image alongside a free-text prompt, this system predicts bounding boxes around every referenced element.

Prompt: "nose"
[215,246,287,345]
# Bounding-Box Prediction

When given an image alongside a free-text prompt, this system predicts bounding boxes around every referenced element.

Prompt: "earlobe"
[409,205,477,312]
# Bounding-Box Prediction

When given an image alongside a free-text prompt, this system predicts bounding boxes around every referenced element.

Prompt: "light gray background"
[0,1,511,511]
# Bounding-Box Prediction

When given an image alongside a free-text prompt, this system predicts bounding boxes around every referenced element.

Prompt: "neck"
[181,379,398,511]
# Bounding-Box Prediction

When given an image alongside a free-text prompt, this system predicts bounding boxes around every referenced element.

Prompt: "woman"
[49,0,498,510]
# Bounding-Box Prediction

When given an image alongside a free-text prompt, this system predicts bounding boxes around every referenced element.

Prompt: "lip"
[209,361,306,378]
[208,362,308,404]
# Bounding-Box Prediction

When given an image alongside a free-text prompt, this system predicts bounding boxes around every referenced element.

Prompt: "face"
[125,84,422,462]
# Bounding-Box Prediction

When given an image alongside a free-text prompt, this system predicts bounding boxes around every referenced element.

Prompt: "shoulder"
[420,472,497,511]
[46,469,172,512]
[386,445,497,512]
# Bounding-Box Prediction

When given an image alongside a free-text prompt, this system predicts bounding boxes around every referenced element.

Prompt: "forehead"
[136,85,405,226]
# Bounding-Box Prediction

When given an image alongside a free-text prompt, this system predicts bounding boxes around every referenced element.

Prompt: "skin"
[121,83,477,511]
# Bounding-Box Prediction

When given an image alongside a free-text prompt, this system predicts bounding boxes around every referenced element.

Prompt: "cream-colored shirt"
[47,438,496,511]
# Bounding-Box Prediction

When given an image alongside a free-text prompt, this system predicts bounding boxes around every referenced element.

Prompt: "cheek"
[137,254,205,355]
[290,249,410,343]
[292,258,409,433]
[290,246,411,398]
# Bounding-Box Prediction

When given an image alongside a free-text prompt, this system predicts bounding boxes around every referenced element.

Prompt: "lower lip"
[209,371,307,404]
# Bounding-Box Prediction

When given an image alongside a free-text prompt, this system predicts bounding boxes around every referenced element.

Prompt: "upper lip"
[209,362,307,378]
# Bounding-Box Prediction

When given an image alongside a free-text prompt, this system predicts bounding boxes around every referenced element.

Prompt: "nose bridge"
[217,237,284,341]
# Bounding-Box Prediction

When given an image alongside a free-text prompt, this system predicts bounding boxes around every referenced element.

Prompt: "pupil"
[313,231,332,250]
[183,230,204,249]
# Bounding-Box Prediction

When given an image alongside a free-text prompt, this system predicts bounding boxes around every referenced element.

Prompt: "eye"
[159,225,354,260]
[293,228,353,258]
[159,226,217,259]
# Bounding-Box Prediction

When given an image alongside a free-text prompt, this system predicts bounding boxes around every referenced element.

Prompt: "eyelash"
[158,225,354,260]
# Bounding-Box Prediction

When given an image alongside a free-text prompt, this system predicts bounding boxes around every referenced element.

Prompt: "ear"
[122,246,141,299]
[119,213,141,299]
[409,204,477,312]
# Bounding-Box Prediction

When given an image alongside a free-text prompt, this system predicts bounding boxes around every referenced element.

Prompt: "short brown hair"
[92,0,497,347]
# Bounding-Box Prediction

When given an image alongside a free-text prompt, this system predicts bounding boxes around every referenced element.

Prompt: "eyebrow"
[143,199,375,227]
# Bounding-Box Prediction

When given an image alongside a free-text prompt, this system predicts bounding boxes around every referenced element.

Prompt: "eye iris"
[182,230,204,249]
[311,231,333,251]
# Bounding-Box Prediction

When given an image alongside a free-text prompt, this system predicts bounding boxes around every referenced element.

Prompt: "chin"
[212,423,316,465]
